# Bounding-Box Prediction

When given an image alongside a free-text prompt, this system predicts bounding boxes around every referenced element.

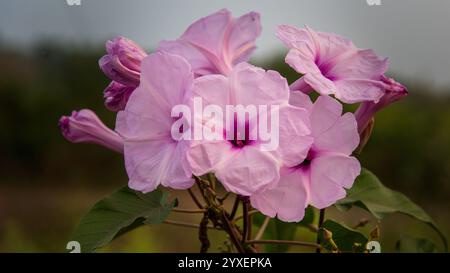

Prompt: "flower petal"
[228,12,261,64]
[289,91,313,111]
[157,40,217,76]
[334,79,386,103]
[285,47,319,75]
[116,105,171,141]
[181,9,231,57]
[215,146,280,196]
[251,167,309,222]
[124,140,173,193]
[278,105,313,167]
[303,72,336,95]
[161,142,195,189]
[233,63,290,106]
[314,112,359,155]
[186,140,234,176]
[309,155,361,208]
[139,52,194,109]
[329,49,388,80]
[192,74,231,109]
[310,95,342,139]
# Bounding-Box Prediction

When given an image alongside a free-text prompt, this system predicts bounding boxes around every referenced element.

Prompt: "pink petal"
[157,40,217,76]
[310,96,342,139]
[161,142,195,189]
[215,146,280,196]
[314,112,359,155]
[289,91,313,111]
[140,52,194,109]
[116,103,171,141]
[329,49,388,80]
[228,12,261,64]
[285,47,319,75]
[186,140,234,176]
[303,72,336,95]
[124,140,174,193]
[309,155,360,208]
[181,9,231,57]
[278,105,313,167]
[334,79,386,103]
[233,63,290,106]
[192,74,231,109]
[276,25,310,48]
[251,167,309,222]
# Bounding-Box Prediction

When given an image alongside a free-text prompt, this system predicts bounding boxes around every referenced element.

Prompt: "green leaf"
[396,235,437,253]
[336,168,447,251]
[319,220,368,252]
[71,187,176,253]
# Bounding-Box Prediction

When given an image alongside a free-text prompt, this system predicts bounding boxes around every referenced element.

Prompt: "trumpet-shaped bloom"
[277,25,388,104]
[186,62,312,196]
[99,37,147,111]
[115,52,194,193]
[251,94,361,222]
[59,109,123,153]
[157,9,261,77]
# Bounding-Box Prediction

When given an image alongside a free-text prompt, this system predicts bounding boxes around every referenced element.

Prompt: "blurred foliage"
[0,42,450,252]
[0,41,126,188]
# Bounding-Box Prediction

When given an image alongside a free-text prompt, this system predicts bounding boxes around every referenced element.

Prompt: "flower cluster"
[59,9,407,222]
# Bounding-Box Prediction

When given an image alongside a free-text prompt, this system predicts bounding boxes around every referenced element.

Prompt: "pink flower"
[251,94,361,222]
[115,52,194,193]
[99,37,147,111]
[277,25,388,104]
[59,109,123,153]
[157,9,261,77]
[355,75,408,134]
[186,63,312,196]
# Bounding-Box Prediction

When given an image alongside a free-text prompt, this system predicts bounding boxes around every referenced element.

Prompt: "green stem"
[316,208,326,253]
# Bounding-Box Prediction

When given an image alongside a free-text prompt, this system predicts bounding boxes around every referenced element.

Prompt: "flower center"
[227,115,253,148]
[295,149,315,168]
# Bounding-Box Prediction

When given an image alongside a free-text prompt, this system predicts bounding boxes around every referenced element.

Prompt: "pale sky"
[1,0,450,89]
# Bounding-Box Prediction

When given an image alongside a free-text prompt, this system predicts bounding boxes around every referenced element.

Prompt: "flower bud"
[59,109,123,153]
[103,81,134,112]
[355,76,408,134]
[99,37,147,87]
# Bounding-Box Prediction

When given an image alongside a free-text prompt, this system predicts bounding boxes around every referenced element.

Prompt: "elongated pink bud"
[59,109,123,153]
[99,37,147,87]
[103,81,134,111]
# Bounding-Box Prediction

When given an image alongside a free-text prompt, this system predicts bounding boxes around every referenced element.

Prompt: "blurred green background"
[0,41,449,253]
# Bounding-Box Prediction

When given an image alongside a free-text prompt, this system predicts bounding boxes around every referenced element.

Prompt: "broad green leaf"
[71,187,176,253]
[319,220,368,252]
[396,235,437,253]
[252,206,314,252]
[336,168,447,251]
